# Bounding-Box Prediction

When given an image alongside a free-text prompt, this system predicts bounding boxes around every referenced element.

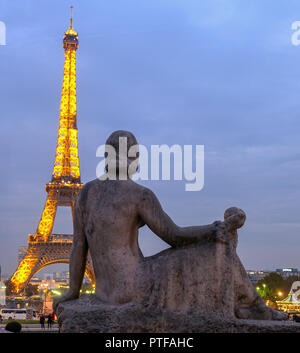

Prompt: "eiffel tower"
[9,7,95,294]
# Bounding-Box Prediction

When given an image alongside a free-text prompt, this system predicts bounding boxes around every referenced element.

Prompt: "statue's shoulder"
[77,179,99,206]
[129,181,157,203]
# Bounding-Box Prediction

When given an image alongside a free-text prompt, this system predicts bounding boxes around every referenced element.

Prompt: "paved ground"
[0,324,59,332]
[0,328,10,333]
[21,328,59,332]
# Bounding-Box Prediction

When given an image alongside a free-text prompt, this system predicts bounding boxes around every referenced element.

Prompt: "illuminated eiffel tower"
[9,7,95,294]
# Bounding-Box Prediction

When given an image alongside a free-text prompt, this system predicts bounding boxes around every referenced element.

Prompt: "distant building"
[0,282,6,307]
[53,270,90,285]
[0,265,6,307]
[246,270,271,285]
[43,273,53,281]
[247,268,300,287]
[53,271,69,281]
[53,272,60,280]
[18,246,28,264]
[276,268,299,278]
[61,271,70,280]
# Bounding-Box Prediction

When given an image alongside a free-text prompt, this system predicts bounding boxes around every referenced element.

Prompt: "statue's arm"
[53,196,88,310]
[138,188,219,247]
[67,198,88,297]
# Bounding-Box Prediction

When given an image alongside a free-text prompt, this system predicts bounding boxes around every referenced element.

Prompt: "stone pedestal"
[55,206,288,331]
[56,294,300,333]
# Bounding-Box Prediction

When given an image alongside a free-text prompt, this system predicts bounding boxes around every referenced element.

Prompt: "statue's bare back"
[81,178,148,304]
[73,176,221,304]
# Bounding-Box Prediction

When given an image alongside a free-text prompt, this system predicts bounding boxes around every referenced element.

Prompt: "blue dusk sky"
[0,0,300,276]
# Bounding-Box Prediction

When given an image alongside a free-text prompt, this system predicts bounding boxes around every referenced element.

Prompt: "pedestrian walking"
[39,314,45,329]
[294,315,300,323]
[47,314,53,329]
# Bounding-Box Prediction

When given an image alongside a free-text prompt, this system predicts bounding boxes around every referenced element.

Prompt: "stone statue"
[54,130,288,333]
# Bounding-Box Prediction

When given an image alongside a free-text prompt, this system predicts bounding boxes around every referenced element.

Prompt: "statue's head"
[104,130,139,178]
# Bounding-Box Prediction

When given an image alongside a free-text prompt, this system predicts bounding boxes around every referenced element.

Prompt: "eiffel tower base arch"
[9,240,95,294]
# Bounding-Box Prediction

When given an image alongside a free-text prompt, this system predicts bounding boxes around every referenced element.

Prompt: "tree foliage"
[4,280,13,296]
[24,283,39,297]
[5,321,22,333]
[257,272,300,305]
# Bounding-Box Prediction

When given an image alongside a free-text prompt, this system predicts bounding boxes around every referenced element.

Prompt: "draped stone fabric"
[56,212,288,332]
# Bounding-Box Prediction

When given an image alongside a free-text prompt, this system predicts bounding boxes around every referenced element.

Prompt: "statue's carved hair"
[105,130,139,175]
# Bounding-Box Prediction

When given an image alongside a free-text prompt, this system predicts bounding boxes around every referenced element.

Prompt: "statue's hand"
[213,220,228,242]
[212,208,246,244]
[53,290,79,312]
[224,207,246,231]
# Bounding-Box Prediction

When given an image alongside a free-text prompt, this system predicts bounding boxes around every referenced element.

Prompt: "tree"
[4,280,13,296]
[5,321,22,333]
[256,273,300,305]
[256,272,284,304]
[24,283,39,297]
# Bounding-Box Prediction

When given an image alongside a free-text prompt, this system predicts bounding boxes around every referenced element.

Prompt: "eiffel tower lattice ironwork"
[9,8,95,294]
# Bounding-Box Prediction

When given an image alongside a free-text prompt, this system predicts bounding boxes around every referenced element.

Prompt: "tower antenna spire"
[70,5,74,29]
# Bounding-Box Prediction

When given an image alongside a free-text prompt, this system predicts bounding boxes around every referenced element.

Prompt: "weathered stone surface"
[57,294,300,333]
[54,131,288,332]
